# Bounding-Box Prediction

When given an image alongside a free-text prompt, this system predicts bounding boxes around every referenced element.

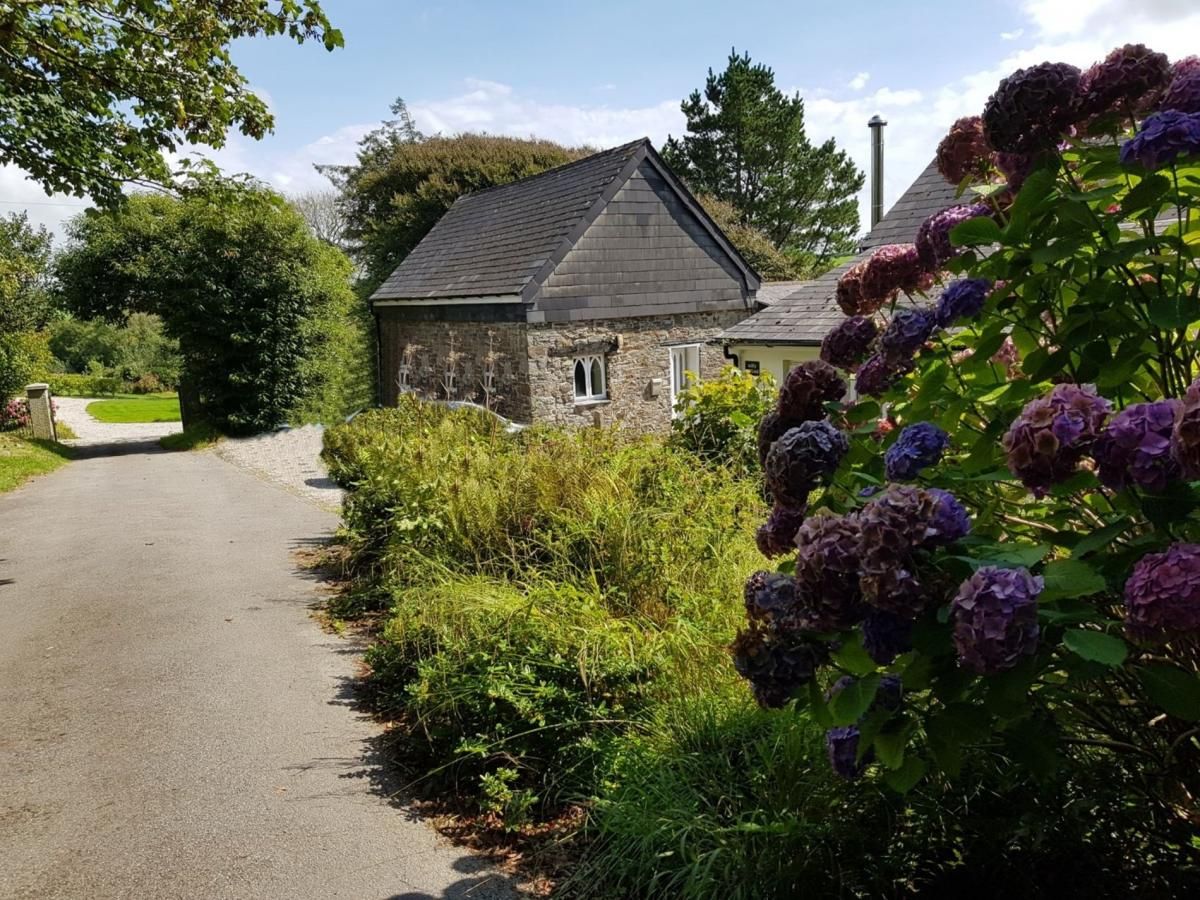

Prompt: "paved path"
[215,426,344,511]
[53,396,182,445]
[0,444,514,899]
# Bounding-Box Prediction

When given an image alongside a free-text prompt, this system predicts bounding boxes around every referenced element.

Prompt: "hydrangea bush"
[732,44,1200,810]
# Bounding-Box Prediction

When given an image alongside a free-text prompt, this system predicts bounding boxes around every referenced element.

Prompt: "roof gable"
[720,160,959,345]
[371,139,760,304]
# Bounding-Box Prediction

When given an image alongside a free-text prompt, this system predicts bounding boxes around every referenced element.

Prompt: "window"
[573,354,607,402]
[669,344,701,413]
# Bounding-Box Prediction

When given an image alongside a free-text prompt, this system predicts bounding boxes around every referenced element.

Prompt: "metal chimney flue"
[868,114,887,229]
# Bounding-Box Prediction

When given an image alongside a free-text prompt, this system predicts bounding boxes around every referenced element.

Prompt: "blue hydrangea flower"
[826,725,869,779]
[928,488,971,545]
[885,422,950,481]
[862,611,913,665]
[935,278,992,328]
[1120,110,1200,170]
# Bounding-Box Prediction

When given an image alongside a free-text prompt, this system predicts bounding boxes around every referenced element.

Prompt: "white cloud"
[849,71,870,91]
[1000,28,1024,41]
[0,165,90,240]
[1021,0,1197,36]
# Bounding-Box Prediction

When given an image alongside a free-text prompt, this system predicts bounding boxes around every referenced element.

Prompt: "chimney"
[868,115,887,228]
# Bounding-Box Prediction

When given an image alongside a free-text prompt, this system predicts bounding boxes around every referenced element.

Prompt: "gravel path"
[53,396,182,445]
[214,426,343,512]
[0,442,515,900]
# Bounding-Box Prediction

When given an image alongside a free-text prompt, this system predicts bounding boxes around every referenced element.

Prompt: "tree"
[322,101,586,290]
[0,212,54,399]
[54,177,368,433]
[697,195,805,281]
[0,1,342,206]
[290,190,348,248]
[0,212,53,332]
[663,50,864,271]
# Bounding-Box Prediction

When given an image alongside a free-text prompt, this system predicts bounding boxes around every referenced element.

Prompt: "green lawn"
[0,435,73,493]
[86,394,181,423]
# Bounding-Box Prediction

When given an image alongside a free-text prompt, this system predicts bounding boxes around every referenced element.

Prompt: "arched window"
[573,354,607,401]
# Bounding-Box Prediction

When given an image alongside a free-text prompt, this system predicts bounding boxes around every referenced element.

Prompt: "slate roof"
[370,138,758,303]
[720,160,961,345]
[755,281,811,307]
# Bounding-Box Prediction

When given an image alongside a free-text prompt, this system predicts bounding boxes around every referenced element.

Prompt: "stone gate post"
[25,383,57,441]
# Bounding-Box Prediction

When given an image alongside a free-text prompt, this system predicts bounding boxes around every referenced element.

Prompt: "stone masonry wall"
[377,315,532,422]
[526,309,746,433]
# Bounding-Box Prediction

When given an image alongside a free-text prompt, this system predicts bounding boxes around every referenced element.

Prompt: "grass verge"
[0,434,73,493]
[160,422,221,451]
[86,394,181,423]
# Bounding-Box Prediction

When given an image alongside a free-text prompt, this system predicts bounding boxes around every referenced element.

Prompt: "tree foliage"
[697,195,805,280]
[0,1,342,205]
[663,50,864,270]
[323,102,586,290]
[54,177,367,433]
[0,212,54,399]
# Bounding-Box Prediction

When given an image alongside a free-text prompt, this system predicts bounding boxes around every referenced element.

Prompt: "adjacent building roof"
[755,280,811,307]
[719,160,960,345]
[371,138,759,303]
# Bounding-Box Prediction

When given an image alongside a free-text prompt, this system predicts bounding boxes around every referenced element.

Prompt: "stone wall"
[376,314,532,422]
[526,310,746,432]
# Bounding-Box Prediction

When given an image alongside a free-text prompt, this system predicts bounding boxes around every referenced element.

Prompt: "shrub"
[729,42,1200,860]
[44,372,122,397]
[1,397,30,430]
[670,364,776,472]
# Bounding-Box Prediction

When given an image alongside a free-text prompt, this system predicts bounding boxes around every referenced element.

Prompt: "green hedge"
[44,372,123,397]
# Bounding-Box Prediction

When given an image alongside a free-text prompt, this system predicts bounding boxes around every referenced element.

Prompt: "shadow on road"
[67,438,166,460]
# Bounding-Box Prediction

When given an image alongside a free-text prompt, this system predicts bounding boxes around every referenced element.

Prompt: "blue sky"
[5,0,1198,239]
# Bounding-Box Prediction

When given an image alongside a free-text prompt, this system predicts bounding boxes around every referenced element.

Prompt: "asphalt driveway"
[0,441,513,899]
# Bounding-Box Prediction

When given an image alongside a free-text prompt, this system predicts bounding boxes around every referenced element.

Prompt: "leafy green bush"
[724,43,1200,884]
[671,364,776,471]
[44,372,122,397]
[55,177,365,434]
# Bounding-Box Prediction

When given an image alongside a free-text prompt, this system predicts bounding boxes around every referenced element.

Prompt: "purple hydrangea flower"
[927,488,971,546]
[951,566,1043,675]
[916,204,993,270]
[1077,44,1171,121]
[757,410,803,468]
[1120,110,1200,170]
[756,504,808,558]
[854,353,909,399]
[836,260,873,316]
[862,611,914,665]
[1160,57,1200,114]
[743,570,800,624]
[794,514,866,631]
[983,62,1082,154]
[820,316,878,372]
[936,116,992,185]
[1003,383,1113,497]
[1124,543,1200,643]
[879,308,938,367]
[858,486,940,619]
[764,421,850,507]
[826,725,869,779]
[777,360,848,422]
[732,625,828,708]
[885,422,950,482]
[1172,377,1200,479]
[1093,400,1182,493]
[935,278,992,328]
[994,151,1038,192]
[861,244,930,306]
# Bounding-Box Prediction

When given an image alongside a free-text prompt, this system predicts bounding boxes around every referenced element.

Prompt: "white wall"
[727,344,820,385]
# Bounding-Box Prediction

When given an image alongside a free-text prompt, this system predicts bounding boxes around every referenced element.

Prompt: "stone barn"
[370,138,761,431]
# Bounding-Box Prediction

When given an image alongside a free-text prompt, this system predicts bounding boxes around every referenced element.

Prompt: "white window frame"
[668,343,702,414]
[573,354,607,403]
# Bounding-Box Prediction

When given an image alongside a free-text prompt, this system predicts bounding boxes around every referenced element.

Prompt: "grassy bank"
[0,434,72,493]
